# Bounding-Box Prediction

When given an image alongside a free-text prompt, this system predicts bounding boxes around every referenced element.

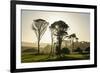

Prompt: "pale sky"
[21,10,90,43]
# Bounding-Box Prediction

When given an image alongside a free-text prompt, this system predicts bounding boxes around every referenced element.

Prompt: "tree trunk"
[57,36,62,57]
[70,39,73,54]
[37,36,40,54]
[51,35,54,55]
[72,41,74,54]
[72,38,75,53]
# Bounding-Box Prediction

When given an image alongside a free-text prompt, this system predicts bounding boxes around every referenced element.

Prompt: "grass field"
[21,47,90,63]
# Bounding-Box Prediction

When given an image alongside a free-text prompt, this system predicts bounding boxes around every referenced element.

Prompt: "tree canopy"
[50,20,69,56]
[32,19,49,54]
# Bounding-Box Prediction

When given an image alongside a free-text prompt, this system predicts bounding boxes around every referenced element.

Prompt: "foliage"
[74,47,82,54]
[32,19,49,54]
[68,33,78,53]
[50,20,69,56]
[61,47,70,54]
[85,47,90,54]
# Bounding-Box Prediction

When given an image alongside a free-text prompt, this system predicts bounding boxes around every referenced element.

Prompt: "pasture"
[21,47,90,63]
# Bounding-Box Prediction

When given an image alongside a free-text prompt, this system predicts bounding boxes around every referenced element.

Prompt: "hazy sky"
[21,10,90,43]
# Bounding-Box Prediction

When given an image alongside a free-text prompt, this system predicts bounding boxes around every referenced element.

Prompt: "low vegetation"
[21,47,90,63]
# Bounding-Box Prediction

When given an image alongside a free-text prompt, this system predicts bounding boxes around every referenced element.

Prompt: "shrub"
[85,47,90,54]
[75,47,82,54]
[61,47,70,54]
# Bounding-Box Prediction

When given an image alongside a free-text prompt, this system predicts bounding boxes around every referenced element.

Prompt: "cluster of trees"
[32,19,89,57]
[61,47,90,55]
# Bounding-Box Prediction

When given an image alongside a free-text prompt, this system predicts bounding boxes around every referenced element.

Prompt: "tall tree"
[49,26,55,56]
[69,33,77,53]
[32,19,49,54]
[50,20,69,56]
[75,37,79,48]
[76,37,79,42]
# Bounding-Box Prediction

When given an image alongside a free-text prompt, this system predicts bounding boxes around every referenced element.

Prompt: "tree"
[50,20,69,56]
[74,47,82,54]
[49,26,55,56]
[76,37,79,42]
[32,19,49,54]
[85,47,90,54]
[68,33,77,53]
[75,37,79,48]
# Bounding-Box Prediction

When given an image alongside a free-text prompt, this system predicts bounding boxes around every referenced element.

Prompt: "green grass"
[22,53,49,62]
[21,47,90,63]
[21,53,90,63]
[65,54,89,59]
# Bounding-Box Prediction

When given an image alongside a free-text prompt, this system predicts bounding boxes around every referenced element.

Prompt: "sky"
[21,10,90,43]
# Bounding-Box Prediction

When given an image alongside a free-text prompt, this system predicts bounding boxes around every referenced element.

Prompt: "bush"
[61,47,70,54]
[74,47,82,54]
[85,47,90,54]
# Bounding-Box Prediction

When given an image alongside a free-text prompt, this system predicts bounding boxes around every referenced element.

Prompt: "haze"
[21,10,90,43]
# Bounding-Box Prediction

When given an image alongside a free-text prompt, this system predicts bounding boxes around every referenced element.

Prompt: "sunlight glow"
[21,10,90,43]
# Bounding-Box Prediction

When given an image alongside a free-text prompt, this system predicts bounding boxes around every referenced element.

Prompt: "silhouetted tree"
[69,33,77,53]
[76,37,79,42]
[85,47,90,54]
[32,19,49,54]
[49,26,55,56]
[75,37,79,48]
[50,20,69,56]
